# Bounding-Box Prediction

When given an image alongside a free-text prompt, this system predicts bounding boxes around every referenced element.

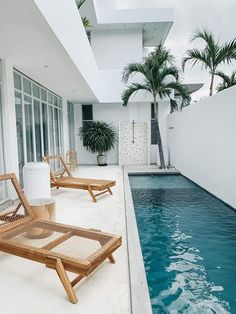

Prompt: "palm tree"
[122,45,191,169]
[215,70,236,92]
[76,0,87,8]
[182,29,236,96]
[76,0,92,28]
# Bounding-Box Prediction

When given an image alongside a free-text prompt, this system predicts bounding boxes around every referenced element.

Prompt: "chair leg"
[49,258,78,304]
[108,254,116,264]
[88,186,97,202]
[107,187,113,195]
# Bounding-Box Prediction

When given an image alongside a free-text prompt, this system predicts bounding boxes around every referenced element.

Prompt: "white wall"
[91,29,143,70]
[74,101,170,165]
[33,0,102,102]
[1,61,19,177]
[75,103,128,164]
[75,102,153,164]
[168,86,236,208]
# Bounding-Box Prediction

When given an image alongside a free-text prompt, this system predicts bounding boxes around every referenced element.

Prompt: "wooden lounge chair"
[0,173,121,304]
[42,155,116,202]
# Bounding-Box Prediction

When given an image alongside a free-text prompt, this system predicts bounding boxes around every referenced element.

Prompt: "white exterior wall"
[1,61,19,177]
[74,102,170,165]
[75,103,129,165]
[33,0,102,101]
[168,86,236,208]
[91,29,143,70]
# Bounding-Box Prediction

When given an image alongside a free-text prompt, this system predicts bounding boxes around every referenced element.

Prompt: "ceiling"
[0,0,99,103]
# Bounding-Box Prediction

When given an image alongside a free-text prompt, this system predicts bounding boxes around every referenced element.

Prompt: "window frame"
[13,70,63,178]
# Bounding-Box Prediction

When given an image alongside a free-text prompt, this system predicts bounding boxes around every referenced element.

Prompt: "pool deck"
[0,166,130,314]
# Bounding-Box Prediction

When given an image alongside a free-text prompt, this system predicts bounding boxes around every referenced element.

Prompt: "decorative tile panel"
[119,122,149,165]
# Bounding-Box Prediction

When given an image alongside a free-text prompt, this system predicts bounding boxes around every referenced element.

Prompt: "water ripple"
[130,175,236,313]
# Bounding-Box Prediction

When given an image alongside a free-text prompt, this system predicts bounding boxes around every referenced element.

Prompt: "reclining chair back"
[0,173,35,234]
[42,155,72,183]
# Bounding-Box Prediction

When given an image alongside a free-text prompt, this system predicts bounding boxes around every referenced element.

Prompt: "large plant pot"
[97,153,107,166]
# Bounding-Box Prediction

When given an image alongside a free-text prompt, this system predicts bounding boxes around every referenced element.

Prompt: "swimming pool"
[129,174,236,313]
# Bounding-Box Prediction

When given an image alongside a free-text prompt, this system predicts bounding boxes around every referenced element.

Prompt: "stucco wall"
[91,29,143,70]
[75,103,129,165]
[75,102,152,164]
[74,101,170,165]
[168,86,236,208]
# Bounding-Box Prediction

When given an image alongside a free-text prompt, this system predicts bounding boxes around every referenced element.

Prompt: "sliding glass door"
[14,70,63,181]
[68,102,75,149]
[0,67,7,200]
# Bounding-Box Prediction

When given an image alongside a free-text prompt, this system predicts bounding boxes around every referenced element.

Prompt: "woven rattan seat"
[0,173,121,304]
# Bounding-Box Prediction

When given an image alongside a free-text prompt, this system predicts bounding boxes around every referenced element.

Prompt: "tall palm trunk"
[209,71,215,96]
[153,97,165,168]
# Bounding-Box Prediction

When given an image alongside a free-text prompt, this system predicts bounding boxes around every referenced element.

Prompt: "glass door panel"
[14,71,63,176]
[24,95,34,162]
[48,106,54,155]
[0,85,7,200]
[34,99,42,161]
[54,108,60,169]
[42,102,49,156]
[15,91,25,184]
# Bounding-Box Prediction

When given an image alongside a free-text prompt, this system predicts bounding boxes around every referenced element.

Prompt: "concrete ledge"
[123,168,152,314]
[124,165,180,174]
[123,166,180,314]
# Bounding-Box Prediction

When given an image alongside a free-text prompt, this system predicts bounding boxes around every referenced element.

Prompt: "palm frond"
[216,70,236,92]
[216,82,226,92]
[76,0,87,9]
[170,99,178,113]
[122,83,151,106]
[122,63,147,83]
[81,16,92,28]
[215,71,231,85]
[158,66,179,81]
[216,39,236,65]
[190,28,216,46]
[182,49,211,71]
[146,44,175,68]
[164,81,191,108]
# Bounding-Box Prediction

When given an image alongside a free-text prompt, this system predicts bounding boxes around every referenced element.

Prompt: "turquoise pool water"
[129,174,236,313]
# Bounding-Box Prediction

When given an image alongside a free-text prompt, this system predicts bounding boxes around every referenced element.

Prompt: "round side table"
[27,198,56,239]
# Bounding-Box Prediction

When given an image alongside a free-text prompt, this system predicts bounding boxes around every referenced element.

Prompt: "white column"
[62,97,69,156]
[1,60,19,198]
[1,60,19,176]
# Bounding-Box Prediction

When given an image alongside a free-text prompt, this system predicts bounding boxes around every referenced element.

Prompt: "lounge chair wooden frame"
[0,173,121,304]
[42,155,116,202]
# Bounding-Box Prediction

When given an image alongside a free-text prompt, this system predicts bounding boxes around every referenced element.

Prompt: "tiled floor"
[0,165,130,314]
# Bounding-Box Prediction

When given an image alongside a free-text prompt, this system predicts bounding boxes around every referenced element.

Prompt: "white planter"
[97,154,107,166]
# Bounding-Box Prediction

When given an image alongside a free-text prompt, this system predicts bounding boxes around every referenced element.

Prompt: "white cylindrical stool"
[23,162,50,200]
[27,198,55,239]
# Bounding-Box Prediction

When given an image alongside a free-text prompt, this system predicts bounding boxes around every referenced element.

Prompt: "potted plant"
[79,121,117,166]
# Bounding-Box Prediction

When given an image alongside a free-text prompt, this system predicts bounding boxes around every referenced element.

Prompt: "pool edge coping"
[123,168,153,314]
[124,167,181,314]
